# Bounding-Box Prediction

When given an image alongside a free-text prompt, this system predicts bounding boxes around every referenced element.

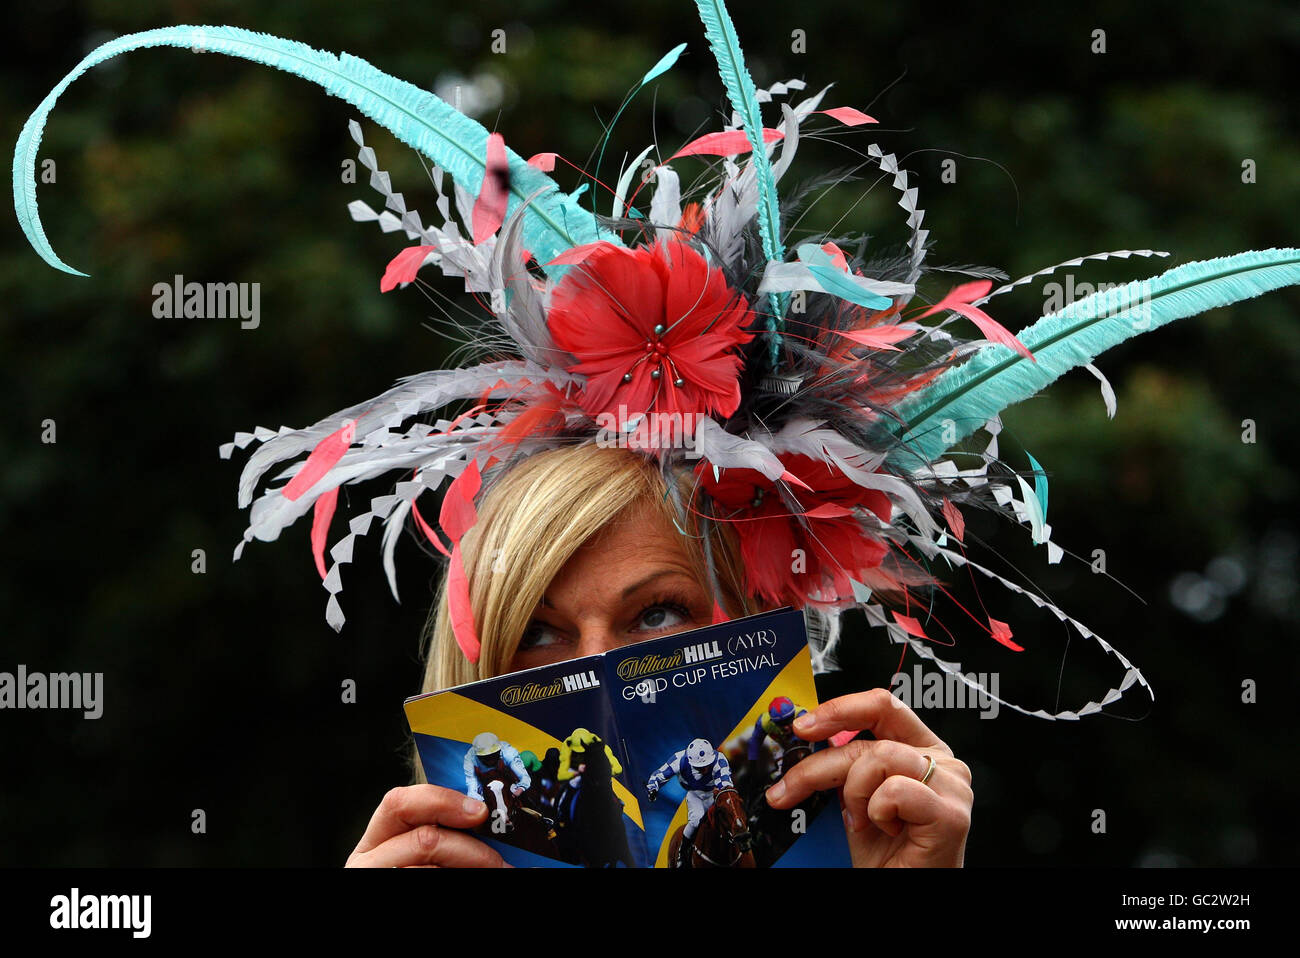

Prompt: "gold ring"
[919,754,936,786]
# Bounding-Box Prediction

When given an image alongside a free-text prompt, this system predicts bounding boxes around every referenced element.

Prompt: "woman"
[345,443,974,868]
[14,2,1287,873]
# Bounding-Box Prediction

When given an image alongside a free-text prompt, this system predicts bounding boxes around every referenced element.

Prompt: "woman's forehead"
[540,504,701,605]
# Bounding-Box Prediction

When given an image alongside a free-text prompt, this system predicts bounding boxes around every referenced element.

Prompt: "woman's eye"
[519,622,564,649]
[635,603,690,632]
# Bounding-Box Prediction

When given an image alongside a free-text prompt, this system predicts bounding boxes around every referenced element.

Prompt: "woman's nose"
[573,625,632,659]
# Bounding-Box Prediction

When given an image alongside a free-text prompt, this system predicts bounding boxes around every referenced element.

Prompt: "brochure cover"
[404,607,852,868]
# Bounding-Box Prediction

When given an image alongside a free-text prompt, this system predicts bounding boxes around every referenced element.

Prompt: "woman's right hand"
[345,785,511,867]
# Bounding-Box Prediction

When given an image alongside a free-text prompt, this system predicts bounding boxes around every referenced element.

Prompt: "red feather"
[544,241,615,267]
[918,281,1036,362]
[438,461,485,664]
[472,132,509,244]
[891,611,930,639]
[411,497,449,557]
[989,617,1024,651]
[526,152,558,172]
[670,128,784,159]
[499,394,565,445]
[818,106,876,126]
[380,246,439,293]
[820,241,849,271]
[837,325,915,351]
[677,202,705,234]
[941,496,966,542]
[310,487,339,579]
[439,460,483,544]
[448,544,481,663]
[283,420,355,501]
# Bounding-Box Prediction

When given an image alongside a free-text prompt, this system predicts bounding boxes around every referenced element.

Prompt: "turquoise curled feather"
[12,25,616,278]
[1026,449,1048,519]
[888,248,1300,468]
[693,0,787,361]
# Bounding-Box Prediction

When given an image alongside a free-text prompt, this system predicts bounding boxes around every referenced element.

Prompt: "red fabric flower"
[698,454,894,607]
[547,239,754,421]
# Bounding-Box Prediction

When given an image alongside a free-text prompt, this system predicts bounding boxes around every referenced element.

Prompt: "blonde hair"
[408,443,757,783]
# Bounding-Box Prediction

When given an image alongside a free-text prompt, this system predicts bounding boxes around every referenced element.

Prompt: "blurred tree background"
[1,0,1297,866]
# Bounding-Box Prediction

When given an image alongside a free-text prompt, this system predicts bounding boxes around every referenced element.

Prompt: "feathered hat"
[14,2,1300,719]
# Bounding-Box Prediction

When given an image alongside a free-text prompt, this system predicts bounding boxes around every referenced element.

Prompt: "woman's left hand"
[765,688,973,867]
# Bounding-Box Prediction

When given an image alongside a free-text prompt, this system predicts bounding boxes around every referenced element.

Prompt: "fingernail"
[767,781,785,803]
[794,712,815,731]
[843,807,857,832]
[464,797,485,814]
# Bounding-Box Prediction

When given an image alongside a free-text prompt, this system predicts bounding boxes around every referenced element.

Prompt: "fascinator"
[14,2,1300,719]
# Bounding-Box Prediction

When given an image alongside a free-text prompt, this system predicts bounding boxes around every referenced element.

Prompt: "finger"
[352,785,488,856]
[866,775,970,847]
[793,688,952,754]
[350,823,508,868]
[767,737,922,808]
[841,748,966,833]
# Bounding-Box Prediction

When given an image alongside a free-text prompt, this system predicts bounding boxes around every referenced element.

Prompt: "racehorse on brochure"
[554,736,635,867]
[667,786,755,868]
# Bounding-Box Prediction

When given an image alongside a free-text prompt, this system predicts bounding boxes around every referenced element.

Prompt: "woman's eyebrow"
[619,568,694,600]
